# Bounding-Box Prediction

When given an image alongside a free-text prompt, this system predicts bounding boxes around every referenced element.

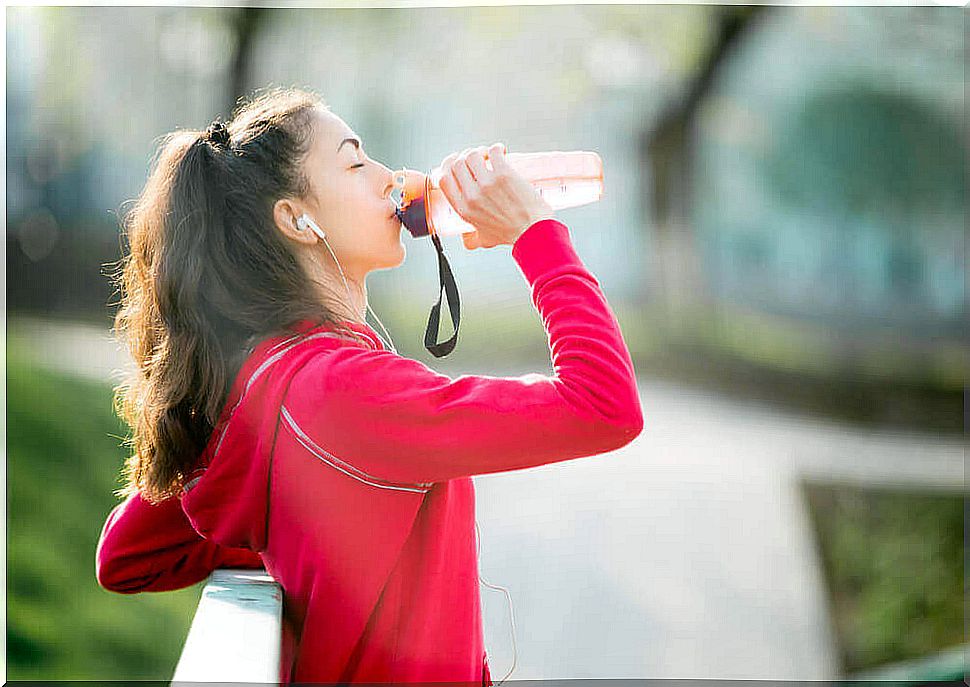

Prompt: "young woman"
[96,86,643,685]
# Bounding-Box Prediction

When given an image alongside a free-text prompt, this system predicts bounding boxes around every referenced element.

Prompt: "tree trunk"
[638,6,770,326]
[226,5,266,116]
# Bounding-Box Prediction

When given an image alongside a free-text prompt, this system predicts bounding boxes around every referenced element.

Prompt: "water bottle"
[393,150,604,239]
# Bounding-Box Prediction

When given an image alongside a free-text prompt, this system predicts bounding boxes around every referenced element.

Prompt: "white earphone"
[296,212,325,241]
[295,212,397,354]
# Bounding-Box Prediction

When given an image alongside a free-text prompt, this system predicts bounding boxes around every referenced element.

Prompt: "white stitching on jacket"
[211,331,361,460]
[279,405,433,494]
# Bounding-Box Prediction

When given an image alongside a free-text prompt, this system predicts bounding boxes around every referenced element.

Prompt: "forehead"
[311,108,358,161]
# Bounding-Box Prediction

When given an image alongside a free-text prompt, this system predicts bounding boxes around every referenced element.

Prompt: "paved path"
[473,380,963,680]
[10,317,965,680]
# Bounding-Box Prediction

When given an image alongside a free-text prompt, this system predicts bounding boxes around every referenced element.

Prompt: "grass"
[801,480,965,675]
[6,335,203,680]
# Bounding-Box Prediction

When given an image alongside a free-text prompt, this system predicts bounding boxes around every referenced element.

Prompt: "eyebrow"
[337,137,361,153]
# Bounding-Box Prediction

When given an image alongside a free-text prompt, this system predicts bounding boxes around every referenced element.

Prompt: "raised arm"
[282,218,643,486]
[95,489,263,594]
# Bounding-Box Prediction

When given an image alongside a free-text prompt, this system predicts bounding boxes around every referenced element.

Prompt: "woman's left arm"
[95,490,263,594]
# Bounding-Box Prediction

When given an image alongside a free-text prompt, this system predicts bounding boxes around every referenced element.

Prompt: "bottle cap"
[393,168,427,209]
[392,168,431,238]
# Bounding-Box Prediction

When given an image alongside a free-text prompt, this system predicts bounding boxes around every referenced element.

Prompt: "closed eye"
[350,163,365,169]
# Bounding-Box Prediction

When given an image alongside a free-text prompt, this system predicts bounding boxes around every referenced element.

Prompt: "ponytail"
[111,87,368,504]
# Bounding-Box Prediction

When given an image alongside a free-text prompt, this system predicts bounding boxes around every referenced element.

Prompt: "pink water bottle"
[393,149,604,239]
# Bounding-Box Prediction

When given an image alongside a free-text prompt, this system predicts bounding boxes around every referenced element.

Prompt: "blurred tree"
[764,84,965,316]
[226,4,270,115]
[766,85,965,220]
[637,6,770,322]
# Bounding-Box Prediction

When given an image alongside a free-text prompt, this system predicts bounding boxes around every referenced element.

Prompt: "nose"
[380,163,399,201]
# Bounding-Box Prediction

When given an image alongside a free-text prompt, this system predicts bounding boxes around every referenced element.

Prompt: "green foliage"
[766,84,965,219]
[6,340,202,680]
[802,481,964,674]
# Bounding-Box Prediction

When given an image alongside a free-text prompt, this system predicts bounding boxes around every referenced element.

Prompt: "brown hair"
[110,85,368,504]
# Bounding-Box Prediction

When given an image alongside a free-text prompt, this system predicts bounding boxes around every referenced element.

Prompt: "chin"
[391,239,406,267]
[372,240,406,272]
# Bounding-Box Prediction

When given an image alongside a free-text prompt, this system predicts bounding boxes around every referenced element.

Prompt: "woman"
[96,86,643,685]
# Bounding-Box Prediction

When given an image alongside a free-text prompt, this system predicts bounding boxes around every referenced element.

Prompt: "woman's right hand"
[437,143,556,250]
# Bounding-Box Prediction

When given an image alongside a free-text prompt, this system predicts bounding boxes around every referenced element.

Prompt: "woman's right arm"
[96,490,264,594]
[282,216,643,485]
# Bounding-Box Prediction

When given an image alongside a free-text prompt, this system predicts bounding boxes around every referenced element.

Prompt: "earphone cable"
[319,233,397,355]
[365,301,398,355]
[475,519,517,686]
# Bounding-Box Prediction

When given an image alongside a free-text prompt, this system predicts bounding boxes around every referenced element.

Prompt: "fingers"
[439,151,460,176]
[488,142,510,173]
[452,148,485,202]
[464,146,493,186]
[437,151,463,215]
[439,143,512,248]
[451,150,478,199]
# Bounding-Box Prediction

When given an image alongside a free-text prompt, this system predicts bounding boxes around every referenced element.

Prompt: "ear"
[273,198,316,245]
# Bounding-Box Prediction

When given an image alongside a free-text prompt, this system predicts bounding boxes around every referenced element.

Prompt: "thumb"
[462,230,480,250]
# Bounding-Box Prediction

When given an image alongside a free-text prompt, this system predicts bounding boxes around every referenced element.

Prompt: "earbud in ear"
[297,213,326,241]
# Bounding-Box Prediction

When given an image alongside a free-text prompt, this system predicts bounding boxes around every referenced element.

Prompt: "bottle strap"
[424,232,460,357]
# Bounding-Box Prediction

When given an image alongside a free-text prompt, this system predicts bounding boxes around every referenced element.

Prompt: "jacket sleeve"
[283,218,644,485]
[95,489,263,594]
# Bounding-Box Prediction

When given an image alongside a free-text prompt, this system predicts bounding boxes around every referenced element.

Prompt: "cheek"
[346,190,382,229]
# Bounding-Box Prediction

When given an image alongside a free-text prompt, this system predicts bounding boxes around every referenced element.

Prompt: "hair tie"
[205,120,231,149]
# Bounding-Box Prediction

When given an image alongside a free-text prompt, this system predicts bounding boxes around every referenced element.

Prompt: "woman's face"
[298,106,405,278]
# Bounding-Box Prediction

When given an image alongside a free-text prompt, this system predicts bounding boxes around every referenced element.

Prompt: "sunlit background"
[5,4,965,682]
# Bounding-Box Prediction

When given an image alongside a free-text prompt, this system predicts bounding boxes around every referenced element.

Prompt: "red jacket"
[95,218,643,684]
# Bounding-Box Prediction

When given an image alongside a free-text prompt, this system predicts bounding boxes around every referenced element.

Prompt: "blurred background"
[5,3,965,682]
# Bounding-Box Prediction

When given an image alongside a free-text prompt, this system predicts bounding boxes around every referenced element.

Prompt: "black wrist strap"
[424,232,461,357]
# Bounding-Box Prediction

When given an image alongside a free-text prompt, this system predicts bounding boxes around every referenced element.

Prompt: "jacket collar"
[287,318,386,352]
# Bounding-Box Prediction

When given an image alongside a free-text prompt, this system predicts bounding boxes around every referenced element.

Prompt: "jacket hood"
[179,319,385,551]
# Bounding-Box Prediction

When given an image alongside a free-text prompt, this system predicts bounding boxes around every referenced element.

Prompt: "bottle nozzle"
[392,168,428,209]
[391,169,407,193]
[390,169,406,206]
